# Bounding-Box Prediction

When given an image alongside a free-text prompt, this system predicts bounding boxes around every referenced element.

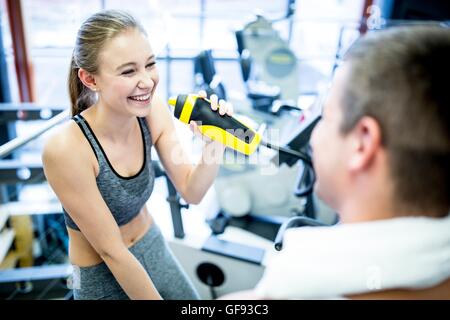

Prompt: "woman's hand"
[189,90,234,149]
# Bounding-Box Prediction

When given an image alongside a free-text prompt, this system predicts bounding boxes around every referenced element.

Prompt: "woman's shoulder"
[42,118,93,168]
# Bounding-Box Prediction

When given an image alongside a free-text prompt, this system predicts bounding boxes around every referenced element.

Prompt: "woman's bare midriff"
[67,206,153,267]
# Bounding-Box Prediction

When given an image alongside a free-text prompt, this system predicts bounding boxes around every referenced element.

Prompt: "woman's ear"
[78,68,98,92]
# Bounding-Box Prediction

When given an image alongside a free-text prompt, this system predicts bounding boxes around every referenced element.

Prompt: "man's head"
[311,25,450,221]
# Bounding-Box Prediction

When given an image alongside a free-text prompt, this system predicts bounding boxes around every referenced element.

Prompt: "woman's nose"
[138,72,154,89]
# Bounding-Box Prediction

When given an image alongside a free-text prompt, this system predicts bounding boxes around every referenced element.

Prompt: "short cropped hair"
[342,25,450,216]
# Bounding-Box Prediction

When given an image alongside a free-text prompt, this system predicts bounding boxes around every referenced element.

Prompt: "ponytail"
[68,55,94,116]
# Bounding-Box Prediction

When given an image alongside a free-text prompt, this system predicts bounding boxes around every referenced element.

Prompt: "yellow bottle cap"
[168,96,177,107]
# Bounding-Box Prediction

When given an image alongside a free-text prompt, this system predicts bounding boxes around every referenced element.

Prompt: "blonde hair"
[68,10,146,116]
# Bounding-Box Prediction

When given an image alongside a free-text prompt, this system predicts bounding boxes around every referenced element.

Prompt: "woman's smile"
[128,92,152,106]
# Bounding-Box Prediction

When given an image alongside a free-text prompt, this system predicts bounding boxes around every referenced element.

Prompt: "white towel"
[255,214,450,299]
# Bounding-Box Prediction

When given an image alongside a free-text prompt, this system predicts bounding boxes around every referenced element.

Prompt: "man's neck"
[337,188,445,223]
[337,172,405,223]
[338,200,398,223]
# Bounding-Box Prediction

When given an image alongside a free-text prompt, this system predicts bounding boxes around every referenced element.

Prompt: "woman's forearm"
[184,141,225,204]
[102,248,162,300]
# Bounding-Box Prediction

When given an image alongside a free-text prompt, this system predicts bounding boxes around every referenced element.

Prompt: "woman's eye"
[146,62,156,68]
[121,69,135,75]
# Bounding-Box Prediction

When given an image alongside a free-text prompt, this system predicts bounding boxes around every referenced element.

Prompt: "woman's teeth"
[129,94,150,101]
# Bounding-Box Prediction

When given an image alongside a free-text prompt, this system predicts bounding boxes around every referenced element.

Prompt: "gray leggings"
[71,224,200,300]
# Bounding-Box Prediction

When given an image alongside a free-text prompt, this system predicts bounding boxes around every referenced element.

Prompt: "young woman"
[42,10,233,300]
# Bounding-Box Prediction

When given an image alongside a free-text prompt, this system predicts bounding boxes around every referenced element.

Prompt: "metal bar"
[6,0,35,102]
[359,0,374,34]
[0,160,45,184]
[0,103,65,123]
[0,200,62,217]
[0,109,69,159]
[274,216,327,251]
[0,264,72,283]
[200,0,206,48]
[0,103,66,111]
[166,177,185,239]
[286,0,297,44]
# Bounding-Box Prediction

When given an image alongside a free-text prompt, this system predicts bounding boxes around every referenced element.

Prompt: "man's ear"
[348,116,382,172]
[78,68,97,92]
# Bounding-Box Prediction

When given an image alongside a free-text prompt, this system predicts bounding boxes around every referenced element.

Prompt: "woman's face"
[94,27,159,117]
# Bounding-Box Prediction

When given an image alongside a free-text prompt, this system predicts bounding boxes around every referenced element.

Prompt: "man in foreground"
[222,25,450,299]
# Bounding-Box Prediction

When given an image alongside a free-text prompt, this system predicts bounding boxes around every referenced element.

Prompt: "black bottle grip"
[191,99,255,143]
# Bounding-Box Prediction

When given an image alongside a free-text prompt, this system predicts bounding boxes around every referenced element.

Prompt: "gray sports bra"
[63,114,155,231]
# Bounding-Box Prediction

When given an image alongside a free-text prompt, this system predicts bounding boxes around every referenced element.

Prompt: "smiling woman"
[41,9,233,300]
[70,15,159,118]
[77,27,159,117]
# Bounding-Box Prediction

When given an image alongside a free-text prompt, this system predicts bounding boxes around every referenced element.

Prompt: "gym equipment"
[165,89,323,297]
[193,50,227,101]
[273,215,328,251]
[235,14,299,113]
[187,45,320,221]
[167,95,324,245]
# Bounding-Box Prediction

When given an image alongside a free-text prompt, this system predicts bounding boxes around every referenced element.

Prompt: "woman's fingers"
[210,94,218,111]
[190,120,212,142]
[189,121,201,137]
[226,102,234,116]
[189,120,197,132]
[218,99,227,115]
[200,92,233,116]
[198,90,207,99]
